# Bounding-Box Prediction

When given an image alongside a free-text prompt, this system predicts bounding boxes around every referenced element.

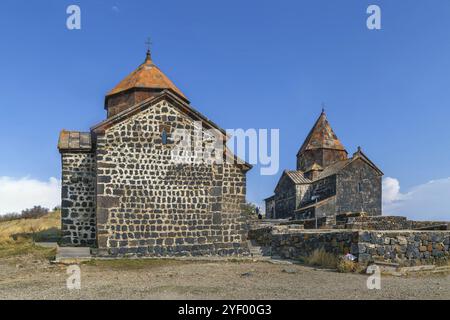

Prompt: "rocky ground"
[0,253,449,300]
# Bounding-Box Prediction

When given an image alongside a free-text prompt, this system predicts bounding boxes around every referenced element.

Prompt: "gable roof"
[285,170,312,184]
[315,159,351,180]
[93,90,223,135]
[106,50,188,102]
[274,170,311,193]
[58,131,92,152]
[351,148,384,175]
[92,90,252,171]
[315,148,383,180]
[297,111,346,156]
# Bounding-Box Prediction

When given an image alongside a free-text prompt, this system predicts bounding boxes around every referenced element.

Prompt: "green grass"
[0,239,56,260]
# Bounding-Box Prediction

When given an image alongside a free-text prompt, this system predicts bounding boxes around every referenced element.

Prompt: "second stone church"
[265,111,383,221]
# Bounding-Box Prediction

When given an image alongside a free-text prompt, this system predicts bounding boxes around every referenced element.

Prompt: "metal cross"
[145,38,152,51]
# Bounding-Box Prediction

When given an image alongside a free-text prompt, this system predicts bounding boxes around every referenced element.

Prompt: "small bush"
[0,206,51,222]
[305,248,338,269]
[21,206,49,220]
[337,258,358,273]
[0,213,21,222]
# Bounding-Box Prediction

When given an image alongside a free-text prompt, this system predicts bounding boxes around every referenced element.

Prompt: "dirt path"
[0,255,448,300]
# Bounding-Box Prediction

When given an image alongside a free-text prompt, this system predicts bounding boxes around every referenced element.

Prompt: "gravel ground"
[0,255,449,300]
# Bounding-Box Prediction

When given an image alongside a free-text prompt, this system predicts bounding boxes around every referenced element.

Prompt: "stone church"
[58,50,252,256]
[265,111,383,221]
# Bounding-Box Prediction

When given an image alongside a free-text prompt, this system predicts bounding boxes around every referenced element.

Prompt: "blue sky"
[0,0,450,219]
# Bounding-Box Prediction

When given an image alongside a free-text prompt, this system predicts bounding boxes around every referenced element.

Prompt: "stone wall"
[273,175,296,219]
[336,158,382,216]
[357,231,450,266]
[304,175,336,207]
[411,221,450,230]
[344,215,449,231]
[249,226,450,266]
[270,230,358,260]
[95,99,249,257]
[61,152,96,246]
[106,88,163,118]
[346,216,411,230]
[297,148,347,172]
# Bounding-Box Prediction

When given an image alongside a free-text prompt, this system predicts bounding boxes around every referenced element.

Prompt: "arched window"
[161,129,168,145]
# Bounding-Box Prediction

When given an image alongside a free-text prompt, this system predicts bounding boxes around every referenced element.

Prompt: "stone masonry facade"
[58,51,251,256]
[60,152,96,245]
[249,225,450,267]
[95,100,249,256]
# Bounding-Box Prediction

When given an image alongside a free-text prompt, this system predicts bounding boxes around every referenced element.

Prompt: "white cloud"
[0,177,61,215]
[112,6,120,13]
[382,177,402,203]
[383,177,450,221]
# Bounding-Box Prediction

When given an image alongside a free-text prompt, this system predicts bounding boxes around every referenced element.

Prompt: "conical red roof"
[107,50,187,100]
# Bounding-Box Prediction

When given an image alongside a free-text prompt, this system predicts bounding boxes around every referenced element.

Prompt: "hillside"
[0,211,60,243]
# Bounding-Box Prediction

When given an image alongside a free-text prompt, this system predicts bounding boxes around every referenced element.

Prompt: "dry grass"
[337,259,359,273]
[0,211,60,260]
[83,258,198,270]
[0,211,60,244]
[304,249,365,273]
[304,248,338,269]
[0,239,56,259]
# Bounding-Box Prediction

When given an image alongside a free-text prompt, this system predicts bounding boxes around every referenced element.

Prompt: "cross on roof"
[145,38,152,52]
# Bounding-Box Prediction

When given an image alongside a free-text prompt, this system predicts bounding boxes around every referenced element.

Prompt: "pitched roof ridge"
[351,148,384,175]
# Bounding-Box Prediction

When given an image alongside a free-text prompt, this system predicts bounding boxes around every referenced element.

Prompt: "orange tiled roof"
[58,130,92,151]
[107,51,187,100]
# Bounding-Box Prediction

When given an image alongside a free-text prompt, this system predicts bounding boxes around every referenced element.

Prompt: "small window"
[358,182,363,193]
[161,129,168,145]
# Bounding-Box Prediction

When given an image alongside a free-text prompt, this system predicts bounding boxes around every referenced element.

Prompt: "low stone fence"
[410,221,450,230]
[357,231,450,266]
[248,225,273,247]
[270,230,358,260]
[344,216,449,231]
[345,216,411,230]
[249,226,450,267]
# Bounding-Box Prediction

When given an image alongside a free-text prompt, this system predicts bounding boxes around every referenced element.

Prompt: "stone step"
[35,242,58,248]
[55,246,92,264]
[398,265,436,273]
[247,240,263,258]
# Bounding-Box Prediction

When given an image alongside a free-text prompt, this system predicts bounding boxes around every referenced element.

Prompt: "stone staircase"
[247,240,266,259]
